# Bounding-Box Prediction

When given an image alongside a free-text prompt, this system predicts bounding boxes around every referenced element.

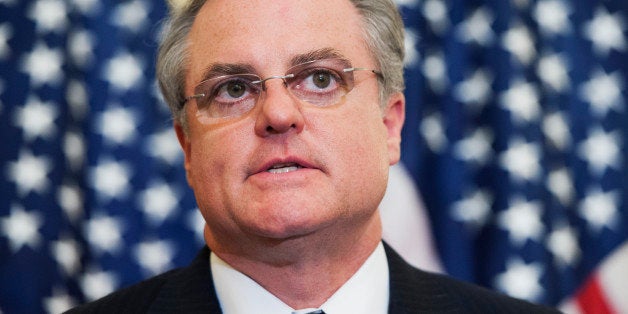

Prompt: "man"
[68,0,560,313]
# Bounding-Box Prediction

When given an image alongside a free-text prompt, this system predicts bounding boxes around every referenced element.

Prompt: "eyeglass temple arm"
[343,67,383,78]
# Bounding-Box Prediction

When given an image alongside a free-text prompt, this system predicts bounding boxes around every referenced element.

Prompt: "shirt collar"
[210,242,389,314]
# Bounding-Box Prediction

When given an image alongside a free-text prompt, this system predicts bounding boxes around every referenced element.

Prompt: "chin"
[241,211,331,241]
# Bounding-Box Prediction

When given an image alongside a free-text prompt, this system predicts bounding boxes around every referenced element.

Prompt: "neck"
[206,211,383,309]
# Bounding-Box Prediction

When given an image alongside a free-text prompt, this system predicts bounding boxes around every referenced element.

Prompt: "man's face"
[178,0,404,246]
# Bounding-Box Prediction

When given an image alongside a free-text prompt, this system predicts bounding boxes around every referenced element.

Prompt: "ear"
[174,122,193,187]
[382,92,405,165]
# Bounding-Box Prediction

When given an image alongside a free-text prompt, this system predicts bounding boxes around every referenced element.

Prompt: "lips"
[251,157,317,177]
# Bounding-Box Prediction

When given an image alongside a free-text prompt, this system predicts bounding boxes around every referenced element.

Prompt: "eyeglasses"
[183,58,382,123]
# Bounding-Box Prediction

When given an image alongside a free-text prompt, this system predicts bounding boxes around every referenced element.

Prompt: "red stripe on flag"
[575,274,615,314]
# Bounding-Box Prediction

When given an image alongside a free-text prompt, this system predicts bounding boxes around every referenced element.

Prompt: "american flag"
[0,0,626,313]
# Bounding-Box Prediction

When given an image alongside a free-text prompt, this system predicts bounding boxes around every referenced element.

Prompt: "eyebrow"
[198,48,351,82]
[289,48,350,67]
[199,63,257,82]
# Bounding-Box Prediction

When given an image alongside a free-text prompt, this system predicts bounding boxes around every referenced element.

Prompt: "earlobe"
[383,92,405,165]
[174,122,193,187]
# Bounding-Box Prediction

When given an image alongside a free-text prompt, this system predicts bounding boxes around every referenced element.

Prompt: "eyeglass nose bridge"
[252,74,295,91]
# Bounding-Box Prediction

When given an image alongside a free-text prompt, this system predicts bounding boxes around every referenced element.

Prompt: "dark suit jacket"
[67,243,561,313]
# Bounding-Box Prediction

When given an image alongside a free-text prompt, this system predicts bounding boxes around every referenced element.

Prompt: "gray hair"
[156,0,405,128]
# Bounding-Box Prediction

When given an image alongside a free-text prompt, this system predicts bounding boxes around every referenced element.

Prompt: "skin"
[175,0,405,308]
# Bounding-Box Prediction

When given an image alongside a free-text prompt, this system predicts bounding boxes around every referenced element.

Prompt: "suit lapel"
[148,247,223,314]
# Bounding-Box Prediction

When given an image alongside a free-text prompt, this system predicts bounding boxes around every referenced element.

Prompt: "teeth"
[268,166,299,174]
[267,163,301,174]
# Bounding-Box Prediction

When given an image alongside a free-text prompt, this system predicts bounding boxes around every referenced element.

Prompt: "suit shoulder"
[64,268,182,314]
[419,269,561,313]
[384,243,561,313]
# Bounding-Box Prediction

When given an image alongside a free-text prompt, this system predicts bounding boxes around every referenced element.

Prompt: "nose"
[254,79,305,137]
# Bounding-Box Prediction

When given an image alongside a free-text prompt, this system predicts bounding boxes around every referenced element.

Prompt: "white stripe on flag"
[560,240,628,313]
[380,163,443,273]
[598,241,628,312]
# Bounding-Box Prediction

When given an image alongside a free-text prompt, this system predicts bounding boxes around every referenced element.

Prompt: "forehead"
[187,0,371,79]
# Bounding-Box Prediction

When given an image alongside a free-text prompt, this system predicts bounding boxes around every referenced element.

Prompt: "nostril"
[265,123,297,134]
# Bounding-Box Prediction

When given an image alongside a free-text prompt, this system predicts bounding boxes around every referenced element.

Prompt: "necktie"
[293,309,325,314]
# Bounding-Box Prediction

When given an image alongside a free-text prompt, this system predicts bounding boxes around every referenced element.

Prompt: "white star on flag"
[533,0,572,36]
[69,0,101,15]
[542,112,571,150]
[14,96,58,141]
[583,7,627,56]
[578,188,620,232]
[89,159,132,201]
[138,182,180,225]
[450,189,493,231]
[27,0,69,34]
[500,80,541,124]
[133,240,175,275]
[546,168,575,206]
[456,7,495,46]
[422,0,449,34]
[83,214,125,255]
[51,237,82,276]
[499,138,542,182]
[96,105,138,145]
[454,69,493,108]
[579,69,624,118]
[547,224,581,267]
[537,53,571,92]
[43,288,77,314]
[1,205,44,253]
[497,198,544,246]
[577,127,621,176]
[495,259,544,302]
[68,29,96,68]
[80,269,119,301]
[453,128,493,166]
[7,150,52,196]
[102,51,144,92]
[20,41,64,87]
[502,23,536,65]
[111,0,150,33]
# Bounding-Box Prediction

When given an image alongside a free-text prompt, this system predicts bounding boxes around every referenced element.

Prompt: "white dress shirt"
[210,242,390,314]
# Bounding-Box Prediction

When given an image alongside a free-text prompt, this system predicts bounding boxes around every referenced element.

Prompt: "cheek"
[187,129,245,192]
[186,129,252,230]
[349,105,388,152]
[319,106,390,175]
[352,128,389,172]
[324,111,390,213]
[187,142,220,194]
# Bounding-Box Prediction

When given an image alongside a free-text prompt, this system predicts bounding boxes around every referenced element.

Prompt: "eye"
[192,75,260,119]
[214,79,253,101]
[298,69,342,92]
[311,71,333,89]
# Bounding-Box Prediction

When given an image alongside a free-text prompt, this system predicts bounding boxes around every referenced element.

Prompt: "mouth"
[250,156,317,177]
[266,162,303,174]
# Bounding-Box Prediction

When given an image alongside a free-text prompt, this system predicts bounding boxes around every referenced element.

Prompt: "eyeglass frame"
[182,58,383,122]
